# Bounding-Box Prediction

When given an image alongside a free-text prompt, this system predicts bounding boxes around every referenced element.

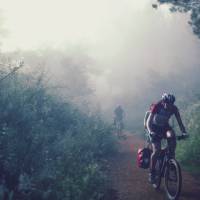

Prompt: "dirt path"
[106,132,200,200]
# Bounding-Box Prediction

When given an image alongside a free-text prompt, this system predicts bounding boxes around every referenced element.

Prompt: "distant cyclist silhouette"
[114,105,124,135]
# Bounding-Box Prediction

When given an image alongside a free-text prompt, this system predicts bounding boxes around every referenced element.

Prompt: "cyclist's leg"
[115,119,121,137]
[150,139,161,174]
[150,126,162,173]
[149,135,162,183]
[166,128,176,158]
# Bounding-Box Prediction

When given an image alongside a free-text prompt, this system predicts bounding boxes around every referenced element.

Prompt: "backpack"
[137,147,151,169]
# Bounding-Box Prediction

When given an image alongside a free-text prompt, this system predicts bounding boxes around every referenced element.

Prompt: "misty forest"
[0,0,200,200]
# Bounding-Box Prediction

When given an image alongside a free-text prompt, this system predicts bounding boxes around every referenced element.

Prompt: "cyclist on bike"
[146,93,188,184]
[114,105,124,128]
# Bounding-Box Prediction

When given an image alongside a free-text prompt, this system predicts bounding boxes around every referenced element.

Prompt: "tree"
[157,0,200,38]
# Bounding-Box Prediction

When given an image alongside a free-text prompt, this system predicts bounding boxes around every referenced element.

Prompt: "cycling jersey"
[150,101,178,127]
[114,106,123,121]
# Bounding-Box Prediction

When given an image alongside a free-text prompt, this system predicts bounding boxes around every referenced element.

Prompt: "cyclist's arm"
[146,102,159,133]
[174,108,186,133]
[146,112,154,134]
[144,111,150,129]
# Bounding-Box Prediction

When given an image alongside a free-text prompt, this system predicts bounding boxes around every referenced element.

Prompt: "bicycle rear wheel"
[164,159,182,200]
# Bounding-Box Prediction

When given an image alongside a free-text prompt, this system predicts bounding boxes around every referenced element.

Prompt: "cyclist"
[114,105,124,129]
[146,93,188,184]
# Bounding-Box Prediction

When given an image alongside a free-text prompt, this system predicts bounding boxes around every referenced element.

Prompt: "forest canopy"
[158,0,200,38]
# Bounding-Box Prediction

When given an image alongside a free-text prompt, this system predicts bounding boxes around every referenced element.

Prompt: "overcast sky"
[0,0,153,51]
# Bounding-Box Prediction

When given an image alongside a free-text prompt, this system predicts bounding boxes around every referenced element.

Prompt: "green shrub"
[176,100,200,174]
[0,67,117,200]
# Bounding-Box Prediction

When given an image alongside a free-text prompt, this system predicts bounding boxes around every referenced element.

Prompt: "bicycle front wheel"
[164,159,182,200]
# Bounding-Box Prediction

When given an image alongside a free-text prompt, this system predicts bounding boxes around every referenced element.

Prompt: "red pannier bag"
[137,147,151,169]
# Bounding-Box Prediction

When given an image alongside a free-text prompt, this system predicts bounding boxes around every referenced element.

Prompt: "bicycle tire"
[164,159,182,200]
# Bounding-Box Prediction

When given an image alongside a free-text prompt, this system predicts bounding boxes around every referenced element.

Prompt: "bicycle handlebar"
[145,128,189,141]
[176,134,189,141]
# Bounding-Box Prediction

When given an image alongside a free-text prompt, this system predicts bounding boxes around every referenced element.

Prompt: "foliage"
[158,0,200,38]
[176,95,200,174]
[0,63,117,200]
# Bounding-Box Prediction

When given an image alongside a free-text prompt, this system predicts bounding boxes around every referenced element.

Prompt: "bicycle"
[145,130,189,200]
[114,118,125,139]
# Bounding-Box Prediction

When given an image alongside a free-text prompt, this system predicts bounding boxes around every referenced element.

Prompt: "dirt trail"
[107,132,200,200]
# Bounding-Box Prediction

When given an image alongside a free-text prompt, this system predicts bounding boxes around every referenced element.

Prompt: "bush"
[176,100,200,174]
[0,66,117,200]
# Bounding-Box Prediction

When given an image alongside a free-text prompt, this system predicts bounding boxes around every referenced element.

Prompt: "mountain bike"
[145,131,189,200]
[114,118,124,138]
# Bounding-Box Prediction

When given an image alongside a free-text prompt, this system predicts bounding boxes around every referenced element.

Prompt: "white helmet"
[162,93,175,104]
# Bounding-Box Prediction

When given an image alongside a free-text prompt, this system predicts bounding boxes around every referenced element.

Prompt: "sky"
[0,0,187,51]
[1,0,200,120]
[0,0,150,51]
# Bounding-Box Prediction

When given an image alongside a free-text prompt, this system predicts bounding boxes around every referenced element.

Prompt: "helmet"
[162,93,175,104]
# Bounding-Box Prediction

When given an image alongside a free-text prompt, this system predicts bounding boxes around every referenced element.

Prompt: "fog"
[1,0,200,129]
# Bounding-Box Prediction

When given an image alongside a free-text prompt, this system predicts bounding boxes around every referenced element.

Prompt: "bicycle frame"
[145,129,176,172]
[145,128,187,199]
[158,148,169,177]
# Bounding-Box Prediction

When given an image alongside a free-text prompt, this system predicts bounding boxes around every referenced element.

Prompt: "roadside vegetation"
[175,96,200,175]
[0,57,117,200]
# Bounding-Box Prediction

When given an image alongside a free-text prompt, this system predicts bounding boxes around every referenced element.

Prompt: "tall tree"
[157,0,200,38]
